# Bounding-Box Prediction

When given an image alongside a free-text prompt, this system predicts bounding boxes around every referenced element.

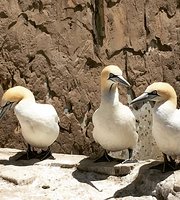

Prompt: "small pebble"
[42,185,50,189]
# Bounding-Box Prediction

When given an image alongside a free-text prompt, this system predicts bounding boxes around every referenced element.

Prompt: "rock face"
[0,148,180,200]
[0,0,179,159]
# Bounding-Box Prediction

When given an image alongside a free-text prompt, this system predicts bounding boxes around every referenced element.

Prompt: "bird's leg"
[94,150,123,163]
[122,148,138,164]
[168,155,180,170]
[162,153,168,173]
[162,153,176,172]
[16,144,37,160]
[169,156,176,166]
[27,144,33,159]
[128,148,133,159]
[36,146,55,161]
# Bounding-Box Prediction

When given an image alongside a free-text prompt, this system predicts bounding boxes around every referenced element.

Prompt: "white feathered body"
[14,99,59,148]
[152,101,180,156]
[93,101,138,152]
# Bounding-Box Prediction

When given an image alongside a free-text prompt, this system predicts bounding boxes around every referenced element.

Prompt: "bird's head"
[0,86,34,120]
[131,82,177,107]
[101,65,131,91]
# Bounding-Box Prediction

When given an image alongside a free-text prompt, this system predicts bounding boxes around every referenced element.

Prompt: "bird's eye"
[109,73,116,79]
[150,90,158,95]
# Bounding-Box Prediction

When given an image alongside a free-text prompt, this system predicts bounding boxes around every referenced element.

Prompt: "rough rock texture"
[0,0,179,160]
[0,148,180,200]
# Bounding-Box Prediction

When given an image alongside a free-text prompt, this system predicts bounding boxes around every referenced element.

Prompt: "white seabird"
[92,65,138,162]
[131,82,180,171]
[0,86,59,160]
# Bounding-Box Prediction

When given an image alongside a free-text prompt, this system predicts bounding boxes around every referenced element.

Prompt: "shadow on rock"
[108,161,173,199]
[72,157,119,191]
[0,151,39,166]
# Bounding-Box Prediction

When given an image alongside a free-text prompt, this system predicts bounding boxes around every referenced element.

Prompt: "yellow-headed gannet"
[0,86,59,160]
[131,82,180,171]
[92,65,138,162]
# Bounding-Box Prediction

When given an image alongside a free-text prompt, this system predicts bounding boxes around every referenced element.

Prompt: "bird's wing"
[19,103,59,125]
[169,109,180,131]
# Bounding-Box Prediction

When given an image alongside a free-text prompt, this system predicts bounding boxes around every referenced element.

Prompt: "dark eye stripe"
[5,101,12,106]
[109,73,117,79]
[149,90,158,95]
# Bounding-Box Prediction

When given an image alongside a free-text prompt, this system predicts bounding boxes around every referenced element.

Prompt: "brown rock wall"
[0,0,179,159]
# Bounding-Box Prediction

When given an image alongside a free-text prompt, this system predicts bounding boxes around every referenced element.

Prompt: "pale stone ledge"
[0,148,179,200]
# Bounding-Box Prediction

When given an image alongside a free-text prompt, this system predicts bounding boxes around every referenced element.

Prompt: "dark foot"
[94,150,124,163]
[162,153,176,173]
[128,148,133,159]
[16,144,38,160]
[121,148,138,164]
[36,147,55,161]
[150,153,175,172]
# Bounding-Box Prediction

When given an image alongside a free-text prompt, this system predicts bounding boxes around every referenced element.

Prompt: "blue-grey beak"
[110,75,131,88]
[0,102,13,120]
[130,92,157,105]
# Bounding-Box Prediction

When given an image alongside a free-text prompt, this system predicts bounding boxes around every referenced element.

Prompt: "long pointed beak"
[115,75,131,87]
[0,102,13,120]
[130,93,150,105]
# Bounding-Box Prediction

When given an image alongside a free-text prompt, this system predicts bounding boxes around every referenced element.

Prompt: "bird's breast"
[14,101,59,148]
[92,104,137,151]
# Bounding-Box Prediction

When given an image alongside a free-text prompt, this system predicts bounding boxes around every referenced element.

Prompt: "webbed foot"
[94,150,124,163]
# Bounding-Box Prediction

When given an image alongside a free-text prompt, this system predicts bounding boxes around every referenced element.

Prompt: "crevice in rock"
[58,123,70,134]
[87,102,92,112]
[75,18,97,47]
[45,76,57,98]
[0,11,8,18]
[28,19,49,34]
[74,4,84,12]
[35,23,49,34]
[144,2,150,37]
[91,0,105,47]
[177,0,180,9]
[19,13,49,34]
[61,17,72,21]
[8,21,17,30]
[64,3,86,12]
[81,102,92,138]
[18,0,43,13]
[85,57,102,68]
[6,68,15,87]
[176,75,180,82]
[105,0,121,8]
[150,37,172,51]
[158,6,175,18]
[36,50,51,66]
[32,0,43,13]
[64,100,73,115]
[27,55,35,64]
[106,47,145,60]
[124,51,136,96]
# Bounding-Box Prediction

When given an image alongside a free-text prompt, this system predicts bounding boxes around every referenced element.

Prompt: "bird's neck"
[153,99,176,119]
[101,84,120,105]
[22,91,35,102]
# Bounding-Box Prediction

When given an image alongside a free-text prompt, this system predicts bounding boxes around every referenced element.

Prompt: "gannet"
[131,82,180,171]
[0,86,59,160]
[92,65,138,162]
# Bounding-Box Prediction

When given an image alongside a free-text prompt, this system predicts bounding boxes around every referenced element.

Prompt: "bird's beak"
[130,92,156,105]
[110,75,131,87]
[0,102,13,120]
